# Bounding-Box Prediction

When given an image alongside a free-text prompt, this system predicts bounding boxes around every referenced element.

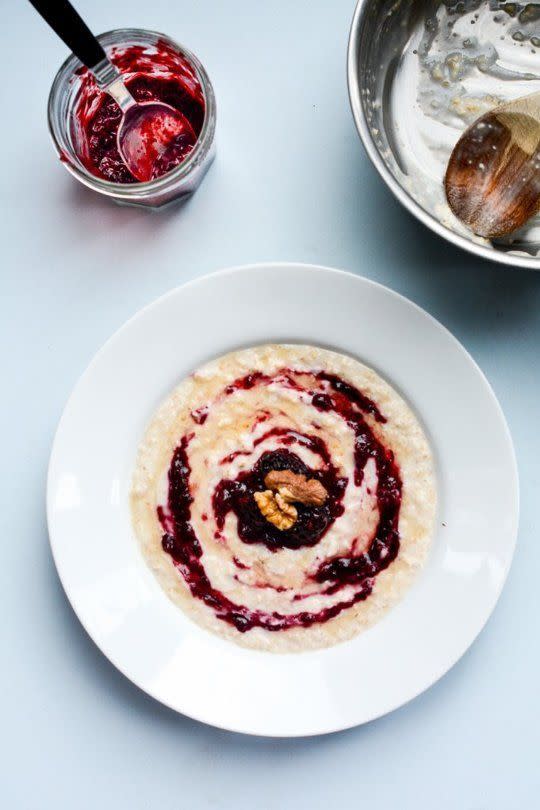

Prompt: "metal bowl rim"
[347,0,540,270]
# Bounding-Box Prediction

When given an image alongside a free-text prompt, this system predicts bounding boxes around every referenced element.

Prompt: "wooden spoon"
[445,91,540,239]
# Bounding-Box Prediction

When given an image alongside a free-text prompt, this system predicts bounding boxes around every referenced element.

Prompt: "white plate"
[47,264,519,737]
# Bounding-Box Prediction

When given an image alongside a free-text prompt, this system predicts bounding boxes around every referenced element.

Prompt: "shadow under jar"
[48,28,216,208]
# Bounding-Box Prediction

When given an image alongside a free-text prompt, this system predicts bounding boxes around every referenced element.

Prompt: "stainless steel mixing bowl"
[347,0,540,270]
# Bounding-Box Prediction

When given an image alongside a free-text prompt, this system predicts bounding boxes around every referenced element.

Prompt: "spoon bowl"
[118,102,197,182]
[445,92,540,239]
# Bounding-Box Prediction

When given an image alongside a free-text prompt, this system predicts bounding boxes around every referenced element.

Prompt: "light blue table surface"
[2,1,538,807]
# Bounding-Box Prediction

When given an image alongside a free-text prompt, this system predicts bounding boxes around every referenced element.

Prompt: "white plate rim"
[47,262,520,737]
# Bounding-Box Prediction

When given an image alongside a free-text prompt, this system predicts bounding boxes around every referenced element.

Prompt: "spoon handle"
[28,0,106,69]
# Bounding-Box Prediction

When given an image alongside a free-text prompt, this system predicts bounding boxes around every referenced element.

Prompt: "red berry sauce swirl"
[157,369,403,634]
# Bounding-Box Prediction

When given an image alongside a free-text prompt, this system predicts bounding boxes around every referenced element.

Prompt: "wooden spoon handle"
[28,0,106,69]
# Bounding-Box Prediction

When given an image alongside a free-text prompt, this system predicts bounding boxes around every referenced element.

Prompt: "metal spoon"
[445,91,540,239]
[29,0,196,182]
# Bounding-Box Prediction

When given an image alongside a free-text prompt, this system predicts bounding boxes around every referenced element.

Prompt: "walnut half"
[254,490,298,531]
[264,469,328,507]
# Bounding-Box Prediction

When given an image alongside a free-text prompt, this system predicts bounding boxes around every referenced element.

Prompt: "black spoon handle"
[28,0,106,69]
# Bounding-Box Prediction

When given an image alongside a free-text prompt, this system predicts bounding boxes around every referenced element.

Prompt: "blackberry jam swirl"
[131,346,435,652]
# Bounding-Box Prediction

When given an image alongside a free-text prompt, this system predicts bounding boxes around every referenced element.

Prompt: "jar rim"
[47,28,216,199]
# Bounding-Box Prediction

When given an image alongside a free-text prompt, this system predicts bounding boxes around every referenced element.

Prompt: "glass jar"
[48,29,216,208]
